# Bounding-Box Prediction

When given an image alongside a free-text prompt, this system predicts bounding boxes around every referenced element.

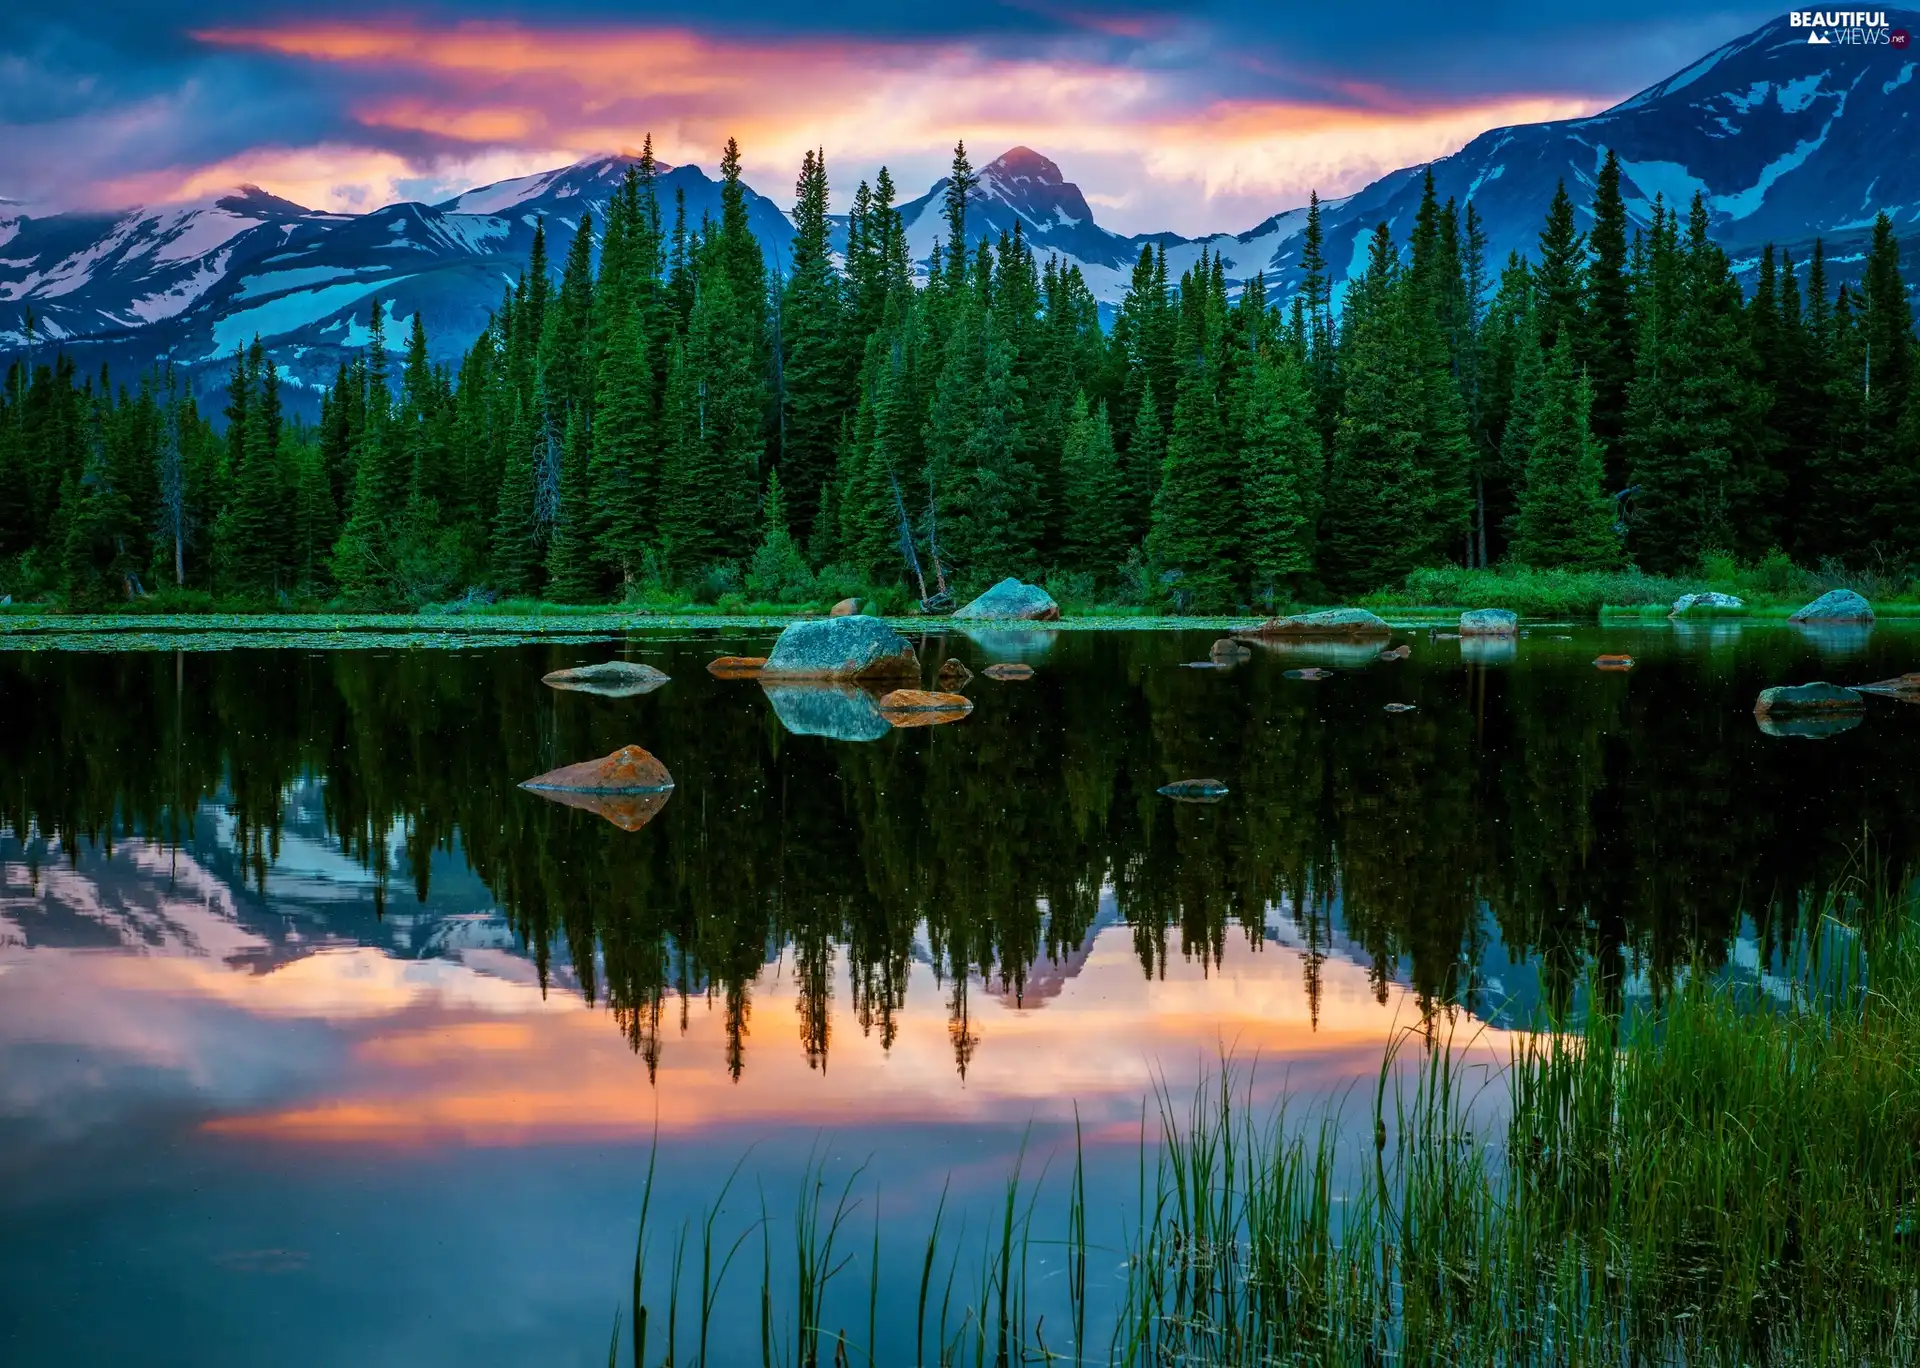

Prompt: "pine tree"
[1147,298,1239,610]
[780,147,845,540]
[1241,346,1321,602]
[1585,149,1634,481]
[1534,181,1585,352]
[1058,393,1127,578]
[1512,333,1618,568]
[545,405,597,601]
[745,467,814,602]
[62,396,137,608]
[589,308,656,589]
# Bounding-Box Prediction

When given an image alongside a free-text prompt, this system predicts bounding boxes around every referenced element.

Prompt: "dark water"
[1,621,1915,1363]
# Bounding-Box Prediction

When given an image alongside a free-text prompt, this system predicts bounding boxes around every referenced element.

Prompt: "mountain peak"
[985,147,1064,185]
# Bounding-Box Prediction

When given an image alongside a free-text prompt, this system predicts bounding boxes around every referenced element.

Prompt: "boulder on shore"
[1158,779,1229,802]
[982,663,1035,681]
[1753,682,1866,717]
[953,578,1061,621]
[829,597,861,617]
[935,658,974,690]
[707,656,767,677]
[542,661,670,697]
[760,615,919,681]
[520,745,676,830]
[878,689,974,727]
[1459,608,1518,636]
[1244,607,1391,638]
[1670,592,1746,616]
[1789,589,1874,624]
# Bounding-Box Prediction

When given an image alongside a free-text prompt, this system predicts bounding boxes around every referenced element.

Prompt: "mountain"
[1,11,1914,412]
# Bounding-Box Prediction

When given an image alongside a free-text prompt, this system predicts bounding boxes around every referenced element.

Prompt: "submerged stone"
[1210,638,1252,664]
[1789,589,1873,624]
[1283,667,1333,680]
[761,616,919,681]
[541,661,670,697]
[1158,779,1229,802]
[1753,681,1865,717]
[1851,673,1920,700]
[1244,607,1390,638]
[707,656,768,677]
[935,658,974,690]
[1377,644,1411,661]
[983,663,1035,681]
[1459,608,1518,636]
[1384,703,1417,713]
[761,684,892,742]
[1594,655,1635,671]
[953,578,1061,621]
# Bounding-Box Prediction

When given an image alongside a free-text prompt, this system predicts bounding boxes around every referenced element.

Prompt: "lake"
[2,620,1914,1364]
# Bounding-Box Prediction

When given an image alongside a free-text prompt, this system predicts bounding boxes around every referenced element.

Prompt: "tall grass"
[612,873,1920,1365]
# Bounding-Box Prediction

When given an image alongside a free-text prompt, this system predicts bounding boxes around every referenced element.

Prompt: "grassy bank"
[616,873,1920,1366]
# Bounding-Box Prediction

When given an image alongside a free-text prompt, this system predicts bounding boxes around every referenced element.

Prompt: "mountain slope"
[0,11,1913,411]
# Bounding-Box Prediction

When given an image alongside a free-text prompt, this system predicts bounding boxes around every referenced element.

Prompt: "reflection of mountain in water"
[4,629,1917,1076]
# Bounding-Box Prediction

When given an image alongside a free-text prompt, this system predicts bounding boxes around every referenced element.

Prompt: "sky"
[0,2,1785,236]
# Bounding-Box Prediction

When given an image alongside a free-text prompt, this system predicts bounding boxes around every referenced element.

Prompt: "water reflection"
[4,625,1920,1086]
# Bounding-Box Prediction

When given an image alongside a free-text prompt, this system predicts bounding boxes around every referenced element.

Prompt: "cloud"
[1,3,1785,230]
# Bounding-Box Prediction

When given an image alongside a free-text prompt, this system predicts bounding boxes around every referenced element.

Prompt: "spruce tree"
[545,405,597,601]
[780,147,845,540]
[1241,346,1321,603]
[1058,393,1127,578]
[589,308,656,589]
[1512,333,1618,568]
[745,467,814,602]
[1585,150,1634,480]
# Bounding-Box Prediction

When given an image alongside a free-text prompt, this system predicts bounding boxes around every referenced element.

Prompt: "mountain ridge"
[2,11,1914,413]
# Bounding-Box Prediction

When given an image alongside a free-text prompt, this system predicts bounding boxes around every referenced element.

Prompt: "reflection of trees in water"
[4,632,1917,1075]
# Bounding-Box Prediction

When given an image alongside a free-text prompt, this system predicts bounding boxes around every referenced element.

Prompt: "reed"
[612,873,1920,1366]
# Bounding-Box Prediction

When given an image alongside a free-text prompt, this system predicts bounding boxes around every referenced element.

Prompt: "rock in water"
[1377,644,1411,661]
[1210,639,1253,664]
[519,746,676,830]
[1180,661,1226,669]
[1789,589,1874,624]
[1851,674,1920,700]
[1753,682,1866,717]
[953,578,1061,621]
[1384,702,1417,713]
[1594,655,1635,671]
[1158,779,1229,802]
[1459,608,1518,636]
[829,597,860,617]
[1244,607,1391,638]
[983,663,1035,681]
[707,656,767,677]
[1283,667,1333,680]
[760,616,919,681]
[761,685,892,742]
[878,690,974,728]
[1670,592,1746,616]
[936,658,974,689]
[542,661,670,697]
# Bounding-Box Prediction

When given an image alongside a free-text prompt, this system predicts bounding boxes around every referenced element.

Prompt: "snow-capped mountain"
[0,11,1913,413]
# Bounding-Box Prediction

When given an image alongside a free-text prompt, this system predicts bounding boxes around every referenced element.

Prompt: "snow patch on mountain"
[126,248,235,323]
[211,274,413,352]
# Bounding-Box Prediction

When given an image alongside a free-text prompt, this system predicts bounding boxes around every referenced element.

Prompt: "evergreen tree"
[1241,346,1322,602]
[545,405,597,601]
[589,308,656,589]
[1585,149,1634,480]
[1512,333,1618,568]
[780,147,845,540]
[745,467,814,602]
[1058,393,1127,578]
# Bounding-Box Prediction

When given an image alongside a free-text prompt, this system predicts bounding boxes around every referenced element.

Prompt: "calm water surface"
[2,621,1916,1364]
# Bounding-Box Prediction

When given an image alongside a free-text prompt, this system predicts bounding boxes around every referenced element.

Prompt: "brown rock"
[879,689,974,727]
[982,663,1035,681]
[829,597,860,617]
[1209,638,1253,664]
[707,655,768,677]
[519,745,675,831]
[1594,654,1635,671]
[935,657,974,689]
[1377,644,1411,661]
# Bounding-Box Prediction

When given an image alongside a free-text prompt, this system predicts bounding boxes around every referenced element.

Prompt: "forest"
[1,138,1917,612]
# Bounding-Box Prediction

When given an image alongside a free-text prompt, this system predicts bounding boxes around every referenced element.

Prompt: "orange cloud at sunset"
[183,20,1610,232]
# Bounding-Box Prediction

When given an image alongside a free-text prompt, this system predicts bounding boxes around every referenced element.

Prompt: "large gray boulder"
[542,661,670,697]
[1243,607,1391,638]
[1459,608,1518,636]
[953,579,1061,621]
[1789,589,1873,624]
[761,615,919,680]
